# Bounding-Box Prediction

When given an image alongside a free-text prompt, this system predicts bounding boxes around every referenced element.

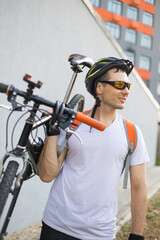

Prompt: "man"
[38,57,149,240]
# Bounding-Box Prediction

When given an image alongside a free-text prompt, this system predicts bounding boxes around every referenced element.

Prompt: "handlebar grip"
[0,83,9,94]
[76,112,105,131]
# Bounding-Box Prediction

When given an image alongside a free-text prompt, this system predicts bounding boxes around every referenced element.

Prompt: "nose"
[122,86,130,95]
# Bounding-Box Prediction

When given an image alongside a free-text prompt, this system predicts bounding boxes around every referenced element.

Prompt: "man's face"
[96,68,130,110]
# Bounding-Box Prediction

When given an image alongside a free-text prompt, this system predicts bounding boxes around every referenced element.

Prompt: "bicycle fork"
[0,103,39,238]
[0,151,32,239]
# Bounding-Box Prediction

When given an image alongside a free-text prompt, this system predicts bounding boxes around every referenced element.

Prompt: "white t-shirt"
[43,113,150,240]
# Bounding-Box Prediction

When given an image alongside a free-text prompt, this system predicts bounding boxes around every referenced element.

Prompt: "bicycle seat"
[68,54,94,68]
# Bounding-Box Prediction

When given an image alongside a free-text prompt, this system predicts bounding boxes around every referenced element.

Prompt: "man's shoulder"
[117,114,138,129]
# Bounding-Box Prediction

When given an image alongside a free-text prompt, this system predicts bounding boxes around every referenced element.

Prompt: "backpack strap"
[123,118,137,189]
[69,110,89,131]
[57,110,89,157]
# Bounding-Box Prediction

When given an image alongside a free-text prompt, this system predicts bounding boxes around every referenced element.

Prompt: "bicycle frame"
[0,54,104,239]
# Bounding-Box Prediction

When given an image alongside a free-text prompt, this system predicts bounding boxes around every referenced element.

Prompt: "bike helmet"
[85,57,134,97]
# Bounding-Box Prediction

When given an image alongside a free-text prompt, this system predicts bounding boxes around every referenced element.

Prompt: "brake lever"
[65,127,83,145]
[0,104,26,112]
[0,104,13,110]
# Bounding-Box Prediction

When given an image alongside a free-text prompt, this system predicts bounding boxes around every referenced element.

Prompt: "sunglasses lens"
[114,82,131,90]
[114,82,125,89]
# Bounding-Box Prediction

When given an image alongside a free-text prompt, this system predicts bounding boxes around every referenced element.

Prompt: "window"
[127,6,138,21]
[158,62,160,74]
[124,51,135,65]
[140,34,152,49]
[125,29,136,44]
[107,0,122,15]
[142,11,153,27]
[143,0,154,4]
[139,56,150,70]
[157,82,160,96]
[105,22,120,39]
[90,0,100,7]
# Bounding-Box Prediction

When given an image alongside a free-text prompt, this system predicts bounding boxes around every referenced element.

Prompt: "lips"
[119,98,126,103]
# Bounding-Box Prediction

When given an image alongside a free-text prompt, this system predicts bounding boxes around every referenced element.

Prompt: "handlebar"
[0,83,9,94]
[0,83,105,131]
[76,112,105,131]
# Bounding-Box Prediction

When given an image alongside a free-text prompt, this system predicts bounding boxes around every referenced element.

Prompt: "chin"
[117,104,125,110]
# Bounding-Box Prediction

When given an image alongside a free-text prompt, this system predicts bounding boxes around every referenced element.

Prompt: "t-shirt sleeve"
[57,129,68,147]
[130,125,150,166]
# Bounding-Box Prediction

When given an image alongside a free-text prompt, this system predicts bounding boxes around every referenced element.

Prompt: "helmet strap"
[89,97,101,132]
[91,96,101,119]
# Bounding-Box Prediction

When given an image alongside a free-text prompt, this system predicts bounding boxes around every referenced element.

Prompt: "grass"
[116,189,160,240]
[156,156,160,166]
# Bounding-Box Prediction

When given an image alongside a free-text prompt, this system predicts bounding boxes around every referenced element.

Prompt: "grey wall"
[0,0,159,235]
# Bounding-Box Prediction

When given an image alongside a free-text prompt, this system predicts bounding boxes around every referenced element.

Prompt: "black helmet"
[85,57,134,97]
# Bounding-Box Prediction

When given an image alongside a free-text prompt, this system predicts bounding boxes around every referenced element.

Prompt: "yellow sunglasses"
[99,81,131,90]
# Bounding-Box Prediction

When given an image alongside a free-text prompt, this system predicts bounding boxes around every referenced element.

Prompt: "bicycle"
[0,54,105,239]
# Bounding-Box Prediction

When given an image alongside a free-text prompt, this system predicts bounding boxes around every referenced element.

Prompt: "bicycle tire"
[0,161,19,217]
[67,94,85,112]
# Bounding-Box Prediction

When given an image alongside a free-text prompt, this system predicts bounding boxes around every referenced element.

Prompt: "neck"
[89,104,117,127]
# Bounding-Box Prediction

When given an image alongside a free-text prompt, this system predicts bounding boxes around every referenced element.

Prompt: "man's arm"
[130,163,148,235]
[37,135,67,182]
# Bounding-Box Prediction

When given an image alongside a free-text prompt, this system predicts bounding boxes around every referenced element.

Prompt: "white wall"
[0,0,159,234]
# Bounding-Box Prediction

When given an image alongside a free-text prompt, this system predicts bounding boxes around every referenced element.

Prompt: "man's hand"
[41,110,60,136]
[128,233,144,239]
[42,101,75,136]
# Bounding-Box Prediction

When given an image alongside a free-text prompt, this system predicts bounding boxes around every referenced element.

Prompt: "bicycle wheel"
[0,161,19,217]
[67,94,85,112]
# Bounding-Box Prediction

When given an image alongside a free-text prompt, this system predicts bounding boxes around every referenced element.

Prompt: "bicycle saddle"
[68,54,94,68]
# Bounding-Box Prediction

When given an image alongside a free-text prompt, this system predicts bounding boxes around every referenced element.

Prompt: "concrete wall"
[0,0,159,234]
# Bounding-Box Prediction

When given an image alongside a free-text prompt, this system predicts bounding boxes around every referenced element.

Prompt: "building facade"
[90,0,160,103]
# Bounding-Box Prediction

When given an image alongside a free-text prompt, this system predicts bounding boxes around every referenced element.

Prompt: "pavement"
[5,166,160,240]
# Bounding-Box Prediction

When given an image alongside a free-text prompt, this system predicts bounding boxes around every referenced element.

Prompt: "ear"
[96,82,103,95]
